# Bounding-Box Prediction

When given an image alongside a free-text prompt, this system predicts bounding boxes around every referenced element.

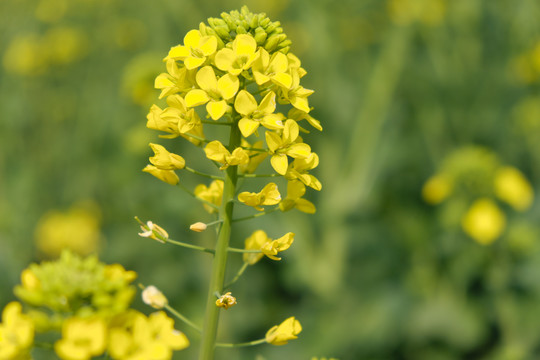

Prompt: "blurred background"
[1,0,540,359]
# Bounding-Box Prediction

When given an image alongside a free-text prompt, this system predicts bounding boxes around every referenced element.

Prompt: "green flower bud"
[265,21,281,34]
[249,14,259,28]
[254,27,268,45]
[236,25,247,34]
[265,34,280,52]
[259,17,271,27]
[214,25,231,39]
[221,12,235,28]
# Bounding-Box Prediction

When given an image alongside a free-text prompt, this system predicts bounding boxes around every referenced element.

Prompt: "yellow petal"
[196,66,218,92]
[183,29,201,48]
[261,113,285,130]
[253,71,270,85]
[143,165,179,185]
[287,143,311,159]
[271,154,289,175]
[204,141,228,163]
[258,91,276,114]
[461,198,506,245]
[228,148,250,165]
[199,36,217,56]
[215,48,235,72]
[269,52,289,73]
[295,198,316,213]
[283,120,299,143]
[165,45,189,60]
[265,131,282,153]
[234,34,257,55]
[234,90,258,115]
[217,74,239,100]
[290,95,310,113]
[184,56,206,70]
[206,100,227,120]
[185,89,210,107]
[238,118,260,137]
[271,72,293,89]
[154,73,175,89]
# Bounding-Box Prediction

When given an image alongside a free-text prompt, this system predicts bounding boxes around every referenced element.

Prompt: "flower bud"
[215,292,237,309]
[190,222,207,232]
[254,27,267,45]
[236,25,247,34]
[142,285,168,309]
[214,25,231,39]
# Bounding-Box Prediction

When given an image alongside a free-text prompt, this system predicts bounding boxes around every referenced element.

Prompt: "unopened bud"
[190,222,207,232]
[264,34,280,52]
[236,25,247,34]
[216,292,237,310]
[142,285,168,309]
[254,27,267,45]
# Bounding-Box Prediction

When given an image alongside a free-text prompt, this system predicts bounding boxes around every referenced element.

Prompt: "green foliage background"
[1,0,540,359]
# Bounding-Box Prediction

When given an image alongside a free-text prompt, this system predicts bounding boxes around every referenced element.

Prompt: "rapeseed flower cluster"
[0,251,188,359]
[422,146,534,245]
[139,6,319,357]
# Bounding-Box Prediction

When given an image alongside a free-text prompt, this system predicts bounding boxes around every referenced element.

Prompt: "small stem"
[182,132,210,144]
[238,173,279,178]
[240,146,267,152]
[201,120,234,126]
[177,182,220,211]
[232,207,280,222]
[167,238,215,254]
[165,303,203,333]
[215,338,266,348]
[223,262,249,289]
[185,166,223,180]
[227,248,261,254]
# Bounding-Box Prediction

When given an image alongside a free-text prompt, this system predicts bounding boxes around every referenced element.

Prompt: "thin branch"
[223,262,249,289]
[215,338,266,348]
[238,173,279,178]
[232,207,280,222]
[167,238,215,254]
[176,182,220,210]
[184,166,223,180]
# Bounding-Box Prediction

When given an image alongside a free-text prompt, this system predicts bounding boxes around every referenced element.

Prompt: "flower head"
[234,90,284,137]
[138,221,169,243]
[266,120,311,175]
[54,317,107,360]
[285,153,322,191]
[215,292,237,310]
[238,183,281,211]
[461,198,506,245]
[0,302,34,360]
[194,180,224,214]
[165,30,217,70]
[142,165,179,185]
[243,230,294,263]
[252,48,293,88]
[265,316,302,345]
[215,34,259,75]
[494,166,534,211]
[149,143,185,170]
[261,232,294,261]
[422,173,453,205]
[204,140,249,169]
[279,181,316,214]
[189,222,208,232]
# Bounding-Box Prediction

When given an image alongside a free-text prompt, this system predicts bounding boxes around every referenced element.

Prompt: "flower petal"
[215,48,235,72]
[287,143,311,159]
[165,45,190,60]
[199,36,217,56]
[217,74,239,100]
[238,118,260,137]
[234,90,258,115]
[258,91,276,114]
[196,66,218,92]
[233,34,257,55]
[183,29,201,47]
[271,154,289,175]
[185,89,210,107]
[206,100,228,120]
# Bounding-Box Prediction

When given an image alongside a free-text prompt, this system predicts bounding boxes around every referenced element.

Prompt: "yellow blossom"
[238,183,281,211]
[285,153,322,191]
[214,34,259,75]
[261,232,295,261]
[142,286,168,309]
[154,59,194,99]
[243,230,268,265]
[138,221,169,243]
[239,139,268,174]
[461,198,506,245]
[288,108,322,131]
[215,292,237,310]
[194,180,224,213]
[494,166,534,211]
[165,30,217,70]
[266,120,311,175]
[148,143,185,170]
[108,311,189,360]
[251,48,293,88]
[142,165,179,185]
[0,302,34,360]
[422,173,453,205]
[279,181,316,214]
[21,269,40,291]
[204,140,249,169]
[185,66,239,120]
[234,90,285,137]
[265,316,302,345]
[55,317,107,360]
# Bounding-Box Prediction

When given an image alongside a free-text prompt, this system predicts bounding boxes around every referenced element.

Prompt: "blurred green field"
[1,0,540,359]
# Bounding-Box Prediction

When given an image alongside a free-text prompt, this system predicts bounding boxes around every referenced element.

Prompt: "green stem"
[185,166,223,180]
[232,207,279,222]
[201,120,234,125]
[199,112,242,360]
[238,173,279,178]
[164,303,202,333]
[215,338,266,348]
[167,238,215,254]
[223,262,249,288]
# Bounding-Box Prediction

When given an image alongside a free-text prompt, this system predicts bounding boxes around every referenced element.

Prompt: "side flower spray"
[139,6,321,359]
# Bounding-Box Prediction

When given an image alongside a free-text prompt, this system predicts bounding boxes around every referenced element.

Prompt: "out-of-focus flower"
[215,292,237,310]
[195,180,224,213]
[108,311,189,359]
[142,286,168,309]
[0,302,34,360]
[44,26,88,65]
[422,174,453,205]
[261,232,294,261]
[279,181,316,214]
[265,316,302,345]
[494,166,534,211]
[3,34,48,76]
[189,222,207,232]
[34,202,101,258]
[243,230,294,264]
[54,317,107,360]
[35,0,68,23]
[238,183,281,211]
[461,198,506,245]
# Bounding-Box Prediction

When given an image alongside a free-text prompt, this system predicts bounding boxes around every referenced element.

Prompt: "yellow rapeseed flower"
[279,181,316,214]
[154,59,195,99]
[215,292,237,310]
[165,30,217,70]
[0,302,34,360]
[422,173,453,205]
[55,317,107,360]
[138,221,169,243]
[494,166,534,211]
[194,180,224,213]
[243,230,294,263]
[234,90,285,137]
[265,316,302,345]
[251,48,292,89]
[148,143,185,170]
[261,232,295,261]
[204,140,249,169]
[214,34,259,75]
[238,183,281,211]
[185,66,239,120]
[461,198,506,245]
[285,153,322,191]
[266,120,311,175]
[142,165,179,185]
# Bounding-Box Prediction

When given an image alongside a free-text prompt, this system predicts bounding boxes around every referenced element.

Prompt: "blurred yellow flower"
[3,34,48,76]
[35,202,101,258]
[279,180,316,214]
[243,230,294,263]
[461,198,506,245]
[238,183,281,211]
[494,166,534,211]
[215,292,237,310]
[194,180,224,213]
[55,317,107,360]
[142,286,168,309]
[265,316,302,345]
[44,26,88,65]
[35,0,68,23]
[422,174,453,205]
[0,302,34,360]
